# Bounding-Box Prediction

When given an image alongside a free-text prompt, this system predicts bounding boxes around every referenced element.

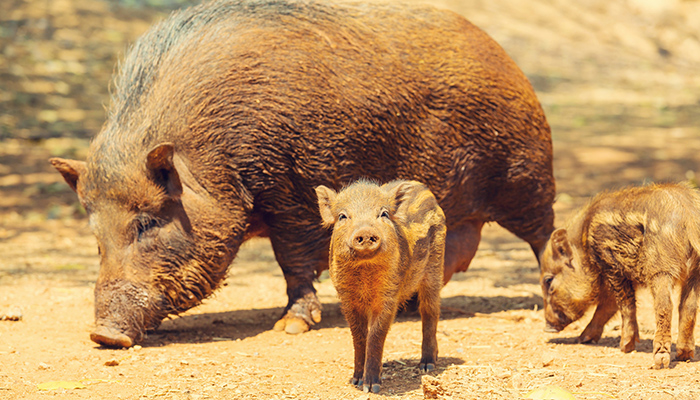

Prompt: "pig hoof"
[363,383,380,393]
[311,308,322,323]
[351,377,362,387]
[654,352,670,369]
[273,317,310,334]
[419,362,435,373]
[90,326,134,348]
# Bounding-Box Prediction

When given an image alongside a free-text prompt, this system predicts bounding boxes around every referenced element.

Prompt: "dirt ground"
[2,0,700,399]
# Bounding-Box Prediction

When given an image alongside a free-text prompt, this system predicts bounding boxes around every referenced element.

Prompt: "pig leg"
[269,231,324,334]
[363,308,395,393]
[272,276,322,334]
[650,274,674,368]
[579,283,618,344]
[443,221,484,284]
[676,280,698,361]
[344,307,369,387]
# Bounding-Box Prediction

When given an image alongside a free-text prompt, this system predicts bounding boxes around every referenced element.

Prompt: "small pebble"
[105,359,120,366]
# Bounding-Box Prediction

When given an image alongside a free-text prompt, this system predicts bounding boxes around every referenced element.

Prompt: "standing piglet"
[316,179,445,393]
[540,183,700,369]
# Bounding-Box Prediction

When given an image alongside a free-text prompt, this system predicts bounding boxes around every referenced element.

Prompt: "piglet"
[316,179,446,392]
[540,183,700,369]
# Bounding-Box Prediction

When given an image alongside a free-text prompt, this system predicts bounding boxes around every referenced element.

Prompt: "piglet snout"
[351,227,381,256]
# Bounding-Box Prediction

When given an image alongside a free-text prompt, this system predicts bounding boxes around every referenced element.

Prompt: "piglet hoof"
[578,329,602,344]
[273,317,309,335]
[419,362,435,373]
[351,377,363,387]
[363,383,381,393]
[90,325,133,348]
[675,348,694,361]
[653,352,671,369]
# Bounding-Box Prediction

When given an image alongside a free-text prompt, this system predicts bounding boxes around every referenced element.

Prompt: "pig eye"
[338,213,347,222]
[136,216,159,241]
[380,210,390,219]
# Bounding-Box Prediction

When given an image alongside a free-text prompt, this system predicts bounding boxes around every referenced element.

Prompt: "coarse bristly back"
[110,0,328,125]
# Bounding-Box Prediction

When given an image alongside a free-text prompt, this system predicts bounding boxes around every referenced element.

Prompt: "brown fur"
[50,0,554,347]
[316,180,445,393]
[540,183,700,369]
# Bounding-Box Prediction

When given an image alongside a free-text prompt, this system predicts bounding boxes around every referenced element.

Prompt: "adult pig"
[50,0,555,347]
[540,183,700,369]
[316,180,445,393]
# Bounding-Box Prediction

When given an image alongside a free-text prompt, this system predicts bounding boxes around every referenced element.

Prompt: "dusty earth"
[2,0,700,399]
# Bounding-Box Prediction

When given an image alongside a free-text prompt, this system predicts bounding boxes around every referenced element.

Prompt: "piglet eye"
[338,213,347,222]
[380,210,390,219]
[543,276,554,287]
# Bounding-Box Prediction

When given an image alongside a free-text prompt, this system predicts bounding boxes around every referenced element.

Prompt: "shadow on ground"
[130,293,543,348]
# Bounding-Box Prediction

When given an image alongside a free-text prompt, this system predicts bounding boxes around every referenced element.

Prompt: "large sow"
[50,0,555,347]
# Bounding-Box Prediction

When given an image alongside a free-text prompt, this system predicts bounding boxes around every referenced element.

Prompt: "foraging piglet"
[540,183,700,368]
[316,179,445,393]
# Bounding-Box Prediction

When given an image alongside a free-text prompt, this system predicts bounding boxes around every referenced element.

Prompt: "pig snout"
[350,226,381,257]
[91,324,134,348]
[91,281,162,348]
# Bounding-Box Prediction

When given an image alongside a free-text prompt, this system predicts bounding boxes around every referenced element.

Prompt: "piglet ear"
[146,143,182,197]
[550,228,573,263]
[49,158,86,193]
[384,180,419,220]
[315,185,337,227]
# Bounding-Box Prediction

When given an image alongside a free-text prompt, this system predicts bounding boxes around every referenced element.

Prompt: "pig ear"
[49,157,86,193]
[315,185,337,227]
[550,228,573,262]
[146,143,182,197]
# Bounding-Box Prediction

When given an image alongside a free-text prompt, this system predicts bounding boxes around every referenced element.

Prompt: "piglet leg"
[579,284,618,344]
[345,308,369,387]
[363,309,394,394]
[650,273,674,369]
[418,248,443,372]
[677,280,699,361]
[609,275,639,353]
